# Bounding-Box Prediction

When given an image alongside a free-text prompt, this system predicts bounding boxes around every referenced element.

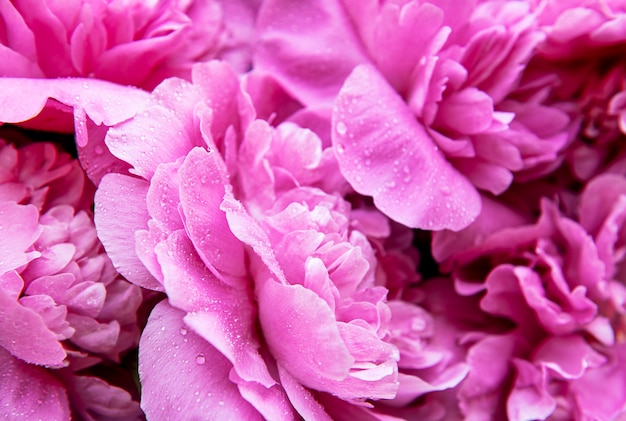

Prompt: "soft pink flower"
[92,60,463,418]
[0,0,259,90]
[254,0,570,230]
[0,137,143,419]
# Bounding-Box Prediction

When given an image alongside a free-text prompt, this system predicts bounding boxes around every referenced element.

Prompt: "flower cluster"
[2,0,626,420]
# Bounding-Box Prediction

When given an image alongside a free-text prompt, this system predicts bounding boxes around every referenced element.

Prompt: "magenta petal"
[533,335,606,380]
[332,64,481,231]
[0,348,70,419]
[178,147,246,280]
[139,301,263,420]
[507,359,555,421]
[257,278,354,391]
[95,173,161,291]
[68,376,141,420]
[0,288,66,368]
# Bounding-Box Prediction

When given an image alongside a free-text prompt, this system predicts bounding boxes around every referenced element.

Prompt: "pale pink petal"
[95,173,161,291]
[257,278,354,392]
[104,77,204,180]
[178,147,246,280]
[155,230,275,388]
[277,364,333,421]
[332,64,481,231]
[0,77,149,144]
[139,300,263,420]
[229,369,298,421]
[0,201,42,273]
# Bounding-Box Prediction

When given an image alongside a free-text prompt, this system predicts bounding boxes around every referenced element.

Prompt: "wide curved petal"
[331,64,481,231]
[139,300,263,421]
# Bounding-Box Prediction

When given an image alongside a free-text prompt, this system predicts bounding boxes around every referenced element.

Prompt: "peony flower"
[253,0,571,231]
[430,187,626,419]
[0,0,259,90]
[91,60,467,419]
[0,136,143,419]
[0,134,94,212]
[514,0,626,182]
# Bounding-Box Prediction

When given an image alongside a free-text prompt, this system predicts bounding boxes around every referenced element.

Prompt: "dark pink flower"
[0,0,259,90]
[430,186,626,419]
[513,0,626,182]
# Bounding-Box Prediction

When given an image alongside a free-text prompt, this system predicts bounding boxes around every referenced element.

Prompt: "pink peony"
[0,136,143,419]
[253,0,571,230]
[431,186,626,419]
[92,60,467,418]
[0,0,259,90]
[514,0,626,182]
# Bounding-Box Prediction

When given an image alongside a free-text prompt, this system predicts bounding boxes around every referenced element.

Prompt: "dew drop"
[94,145,104,155]
[196,355,206,365]
[441,186,451,196]
[336,121,347,135]
[179,327,187,336]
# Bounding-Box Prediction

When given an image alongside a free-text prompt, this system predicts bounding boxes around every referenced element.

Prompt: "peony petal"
[0,288,66,367]
[155,230,275,388]
[178,147,246,280]
[255,0,369,106]
[0,77,149,143]
[139,301,263,420]
[0,202,42,273]
[331,64,481,231]
[257,278,354,392]
[67,376,141,420]
[95,173,161,291]
[507,359,555,421]
[533,335,606,380]
[0,348,70,420]
[277,364,333,421]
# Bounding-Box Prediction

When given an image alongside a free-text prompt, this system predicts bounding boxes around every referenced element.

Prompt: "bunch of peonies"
[2,0,626,420]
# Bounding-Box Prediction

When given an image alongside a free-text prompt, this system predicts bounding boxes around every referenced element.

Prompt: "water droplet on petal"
[336,121,347,135]
[179,327,187,336]
[196,355,206,365]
